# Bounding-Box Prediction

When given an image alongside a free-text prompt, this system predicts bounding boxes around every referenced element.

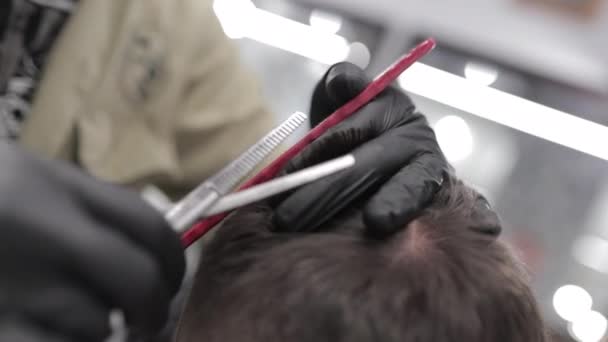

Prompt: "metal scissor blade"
[202,154,355,217]
[165,111,307,232]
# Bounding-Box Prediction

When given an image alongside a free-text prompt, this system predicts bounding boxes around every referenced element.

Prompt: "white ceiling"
[295,0,608,93]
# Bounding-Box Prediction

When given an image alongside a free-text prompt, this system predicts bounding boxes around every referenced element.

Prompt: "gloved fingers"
[309,71,337,127]
[283,122,372,176]
[20,284,111,341]
[273,127,381,219]
[363,152,446,237]
[309,62,370,126]
[57,167,184,295]
[0,317,73,342]
[323,62,370,107]
[268,123,362,208]
[285,94,417,176]
[275,128,432,232]
[65,216,172,335]
[274,167,384,232]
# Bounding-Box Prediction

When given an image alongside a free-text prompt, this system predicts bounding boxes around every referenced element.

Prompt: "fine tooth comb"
[165,111,308,232]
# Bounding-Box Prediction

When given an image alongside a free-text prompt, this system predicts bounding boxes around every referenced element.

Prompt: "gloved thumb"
[310,62,370,127]
[325,62,370,105]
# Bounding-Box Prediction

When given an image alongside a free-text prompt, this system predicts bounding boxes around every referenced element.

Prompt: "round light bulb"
[553,285,593,322]
[434,115,474,163]
[309,9,343,34]
[345,42,371,69]
[464,62,498,86]
[570,310,607,342]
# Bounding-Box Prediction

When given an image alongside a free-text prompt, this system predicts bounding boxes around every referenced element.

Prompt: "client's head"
[175,178,546,342]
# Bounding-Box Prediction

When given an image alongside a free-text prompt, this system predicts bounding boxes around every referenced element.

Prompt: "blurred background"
[212,0,608,340]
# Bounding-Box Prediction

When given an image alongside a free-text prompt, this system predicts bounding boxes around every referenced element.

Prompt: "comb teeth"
[209,111,307,194]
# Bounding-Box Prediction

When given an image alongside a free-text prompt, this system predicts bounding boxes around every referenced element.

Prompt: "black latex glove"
[274,62,449,237]
[0,143,185,342]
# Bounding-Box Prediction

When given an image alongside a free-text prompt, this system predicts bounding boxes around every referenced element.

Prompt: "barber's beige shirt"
[20,0,275,199]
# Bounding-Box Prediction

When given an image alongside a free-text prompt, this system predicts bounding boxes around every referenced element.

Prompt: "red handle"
[181,38,436,248]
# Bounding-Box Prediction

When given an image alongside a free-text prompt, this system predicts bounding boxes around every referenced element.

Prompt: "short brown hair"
[175,178,546,342]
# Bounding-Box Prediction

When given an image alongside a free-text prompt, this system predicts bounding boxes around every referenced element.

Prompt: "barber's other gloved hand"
[274,62,449,237]
[0,143,185,342]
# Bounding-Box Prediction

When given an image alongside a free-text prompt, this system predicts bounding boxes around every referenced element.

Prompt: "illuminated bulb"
[464,62,499,86]
[309,9,343,34]
[247,9,349,65]
[213,0,349,64]
[570,310,608,342]
[346,42,371,69]
[434,115,474,162]
[553,285,593,322]
[572,235,608,273]
[213,0,256,39]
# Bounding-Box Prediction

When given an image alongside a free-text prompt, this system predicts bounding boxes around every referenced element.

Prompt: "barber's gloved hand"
[274,62,450,237]
[0,143,185,341]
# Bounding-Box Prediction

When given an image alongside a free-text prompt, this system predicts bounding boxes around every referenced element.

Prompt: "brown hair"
[175,178,546,342]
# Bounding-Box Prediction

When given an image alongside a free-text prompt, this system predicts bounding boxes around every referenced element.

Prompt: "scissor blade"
[202,154,355,217]
[165,111,307,232]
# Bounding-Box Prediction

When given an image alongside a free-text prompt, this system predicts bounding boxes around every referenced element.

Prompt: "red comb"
[181,38,436,248]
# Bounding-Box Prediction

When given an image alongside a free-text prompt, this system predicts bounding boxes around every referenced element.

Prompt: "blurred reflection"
[464,61,499,86]
[434,115,474,163]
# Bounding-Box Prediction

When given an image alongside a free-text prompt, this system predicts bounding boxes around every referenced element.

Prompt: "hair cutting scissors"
[164,111,355,232]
